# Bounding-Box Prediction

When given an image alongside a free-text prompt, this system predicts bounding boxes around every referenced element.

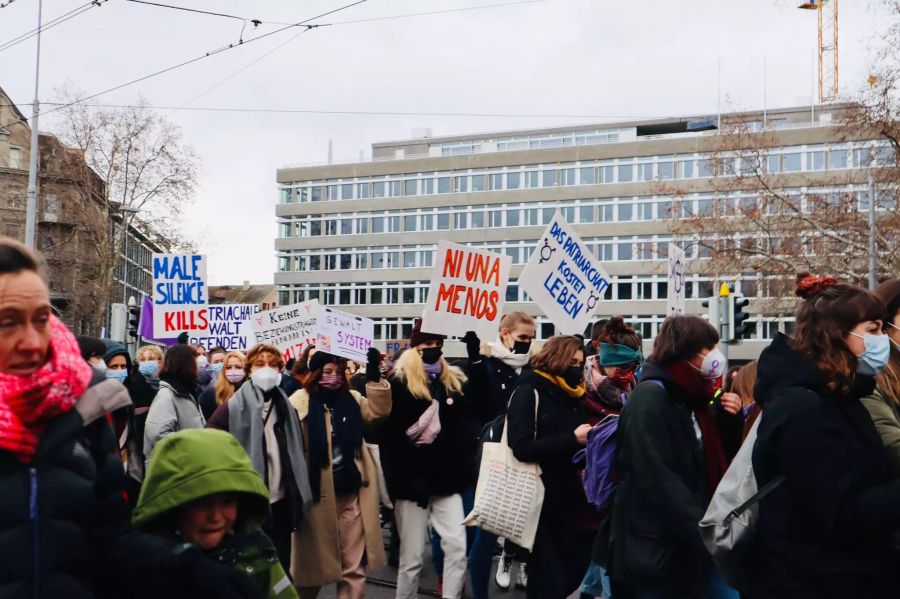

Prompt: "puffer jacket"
[143,379,205,468]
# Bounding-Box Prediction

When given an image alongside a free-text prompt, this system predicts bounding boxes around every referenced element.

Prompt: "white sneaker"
[515,562,528,589]
[495,551,512,590]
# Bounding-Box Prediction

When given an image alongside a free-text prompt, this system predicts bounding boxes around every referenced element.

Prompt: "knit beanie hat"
[308,351,341,373]
[409,318,445,348]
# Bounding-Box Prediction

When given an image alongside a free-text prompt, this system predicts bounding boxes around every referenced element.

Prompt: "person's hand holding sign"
[365,347,383,382]
[462,331,481,364]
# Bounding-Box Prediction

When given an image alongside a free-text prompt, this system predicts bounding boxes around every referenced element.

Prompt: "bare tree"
[50,86,199,330]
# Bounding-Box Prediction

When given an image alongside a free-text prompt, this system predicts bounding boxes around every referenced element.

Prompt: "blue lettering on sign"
[542,271,584,319]
[548,220,610,295]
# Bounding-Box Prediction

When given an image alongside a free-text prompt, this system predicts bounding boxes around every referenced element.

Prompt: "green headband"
[599,342,643,367]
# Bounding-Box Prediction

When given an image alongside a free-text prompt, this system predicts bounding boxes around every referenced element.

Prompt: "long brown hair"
[731,360,759,408]
[215,351,246,406]
[874,278,900,405]
[792,273,885,395]
[648,315,719,366]
[531,335,584,376]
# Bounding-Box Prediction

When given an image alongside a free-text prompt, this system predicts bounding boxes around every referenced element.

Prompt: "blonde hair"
[137,345,164,362]
[499,311,535,333]
[215,351,246,406]
[394,347,466,401]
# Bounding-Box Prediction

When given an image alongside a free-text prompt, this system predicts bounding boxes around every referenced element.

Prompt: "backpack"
[573,415,619,511]
[698,416,784,593]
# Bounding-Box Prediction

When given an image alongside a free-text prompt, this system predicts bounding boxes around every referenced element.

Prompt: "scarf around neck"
[663,360,728,493]
[534,369,586,398]
[487,339,531,372]
[0,315,92,462]
[423,360,443,380]
[307,389,364,501]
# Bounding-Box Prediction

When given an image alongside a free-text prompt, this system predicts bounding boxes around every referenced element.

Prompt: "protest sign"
[667,243,687,317]
[421,241,512,339]
[152,254,209,339]
[249,300,319,360]
[519,211,611,335]
[189,304,259,351]
[385,339,409,359]
[315,305,375,362]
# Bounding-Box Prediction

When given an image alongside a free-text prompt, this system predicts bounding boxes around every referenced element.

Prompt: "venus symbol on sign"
[587,292,599,311]
[671,257,684,294]
[538,238,556,264]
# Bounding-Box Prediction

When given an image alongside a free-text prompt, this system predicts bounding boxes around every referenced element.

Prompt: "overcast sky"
[0,0,890,285]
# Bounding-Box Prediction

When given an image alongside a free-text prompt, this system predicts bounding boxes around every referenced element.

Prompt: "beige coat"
[288,380,391,587]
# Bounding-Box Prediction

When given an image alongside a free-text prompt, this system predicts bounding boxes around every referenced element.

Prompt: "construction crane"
[799,0,839,103]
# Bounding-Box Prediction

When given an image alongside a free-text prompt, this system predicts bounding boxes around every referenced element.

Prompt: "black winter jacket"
[608,362,713,595]
[506,368,588,521]
[751,333,900,598]
[380,368,477,506]
[479,355,519,424]
[0,377,186,599]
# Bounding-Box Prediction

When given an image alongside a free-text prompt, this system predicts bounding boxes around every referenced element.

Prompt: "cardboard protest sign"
[315,305,375,362]
[189,304,259,351]
[385,339,409,359]
[667,243,687,317]
[421,241,512,339]
[519,211,611,335]
[152,254,209,339]
[249,300,319,360]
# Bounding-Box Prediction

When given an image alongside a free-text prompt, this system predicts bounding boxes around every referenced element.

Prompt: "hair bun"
[795,273,838,300]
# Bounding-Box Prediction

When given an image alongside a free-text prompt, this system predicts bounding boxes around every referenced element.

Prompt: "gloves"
[166,544,263,599]
[462,331,481,363]
[365,347,383,382]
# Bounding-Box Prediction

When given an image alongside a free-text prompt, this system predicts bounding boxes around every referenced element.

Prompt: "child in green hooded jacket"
[133,428,298,599]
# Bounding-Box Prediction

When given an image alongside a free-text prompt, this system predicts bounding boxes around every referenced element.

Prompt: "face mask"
[420,347,443,365]
[92,360,107,373]
[851,332,891,376]
[320,374,343,390]
[138,361,159,377]
[105,369,128,384]
[196,355,209,369]
[563,366,584,388]
[696,349,726,380]
[225,369,245,384]
[512,340,532,355]
[610,369,636,388]
[211,362,224,375]
[250,367,280,392]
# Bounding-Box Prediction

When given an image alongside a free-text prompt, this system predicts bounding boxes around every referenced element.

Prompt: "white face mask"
[250,367,280,392]
[696,348,726,380]
[196,355,209,369]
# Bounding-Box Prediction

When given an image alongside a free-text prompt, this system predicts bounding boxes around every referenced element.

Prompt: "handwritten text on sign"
[667,243,687,317]
[152,254,209,338]
[421,241,512,339]
[519,211,611,335]
[189,304,259,351]
[249,301,319,360]
[315,305,375,362]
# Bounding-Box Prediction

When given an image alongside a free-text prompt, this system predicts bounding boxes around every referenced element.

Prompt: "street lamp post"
[24,0,43,249]
[868,174,876,290]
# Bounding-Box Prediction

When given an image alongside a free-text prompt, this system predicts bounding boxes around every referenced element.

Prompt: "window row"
[278,142,890,203]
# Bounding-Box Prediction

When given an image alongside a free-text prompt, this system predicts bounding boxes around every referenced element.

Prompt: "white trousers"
[394,495,466,599]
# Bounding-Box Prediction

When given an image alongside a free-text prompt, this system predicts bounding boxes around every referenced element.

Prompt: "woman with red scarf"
[0,237,262,599]
[608,315,738,599]
[583,316,643,424]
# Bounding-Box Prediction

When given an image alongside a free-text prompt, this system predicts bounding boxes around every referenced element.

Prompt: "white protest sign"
[249,300,319,360]
[315,305,375,362]
[189,304,259,351]
[519,211,611,335]
[421,241,512,340]
[152,254,209,339]
[667,243,687,317]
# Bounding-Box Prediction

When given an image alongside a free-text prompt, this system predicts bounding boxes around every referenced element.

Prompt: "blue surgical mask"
[211,362,224,375]
[851,332,891,376]
[105,369,129,384]
[138,361,159,378]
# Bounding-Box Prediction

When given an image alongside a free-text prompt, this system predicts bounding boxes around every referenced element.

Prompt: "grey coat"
[143,380,206,468]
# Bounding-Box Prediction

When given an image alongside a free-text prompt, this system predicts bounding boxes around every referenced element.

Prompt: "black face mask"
[563,366,584,388]
[420,347,443,365]
[512,340,532,355]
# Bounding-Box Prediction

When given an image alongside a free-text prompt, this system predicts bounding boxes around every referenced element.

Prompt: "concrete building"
[210,283,277,311]
[275,103,880,357]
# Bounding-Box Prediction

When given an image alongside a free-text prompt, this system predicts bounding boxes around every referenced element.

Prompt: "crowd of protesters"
[4,232,900,599]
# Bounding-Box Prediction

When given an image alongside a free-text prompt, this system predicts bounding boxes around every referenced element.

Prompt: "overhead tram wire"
[5,0,368,127]
[293,0,550,27]
[0,0,106,54]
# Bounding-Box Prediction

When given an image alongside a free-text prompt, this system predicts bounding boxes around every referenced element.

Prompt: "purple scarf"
[423,361,443,380]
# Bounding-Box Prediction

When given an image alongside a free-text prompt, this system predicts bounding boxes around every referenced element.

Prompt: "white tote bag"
[463,392,544,551]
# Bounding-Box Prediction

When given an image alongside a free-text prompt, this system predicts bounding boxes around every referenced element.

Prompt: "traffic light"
[128,304,141,339]
[727,295,751,341]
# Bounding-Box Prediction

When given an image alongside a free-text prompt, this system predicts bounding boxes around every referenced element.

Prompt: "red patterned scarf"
[0,315,92,462]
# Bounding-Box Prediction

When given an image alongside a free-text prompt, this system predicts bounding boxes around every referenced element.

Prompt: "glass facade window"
[542,169,557,187]
[437,213,450,230]
[357,183,369,199]
[341,184,353,200]
[507,209,520,226]
[807,151,825,170]
[438,177,451,193]
[601,166,615,183]
[767,155,781,173]
[829,149,847,169]
[637,163,654,181]
[580,167,595,185]
[491,174,503,190]
[678,160,694,179]
[580,205,593,223]
[563,169,576,186]
[404,179,417,196]
[526,171,539,188]
[456,176,468,192]
[373,181,385,198]
[471,208,484,228]
[404,215,417,231]
[618,242,632,261]
[618,164,633,182]
[658,161,673,180]
[472,175,485,192]
[507,171,521,189]
[619,203,633,222]
[783,153,801,172]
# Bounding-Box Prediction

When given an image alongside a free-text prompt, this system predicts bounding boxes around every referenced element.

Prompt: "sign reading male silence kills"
[152,254,209,339]
[249,300,319,360]
[519,211,611,335]
[421,241,512,340]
